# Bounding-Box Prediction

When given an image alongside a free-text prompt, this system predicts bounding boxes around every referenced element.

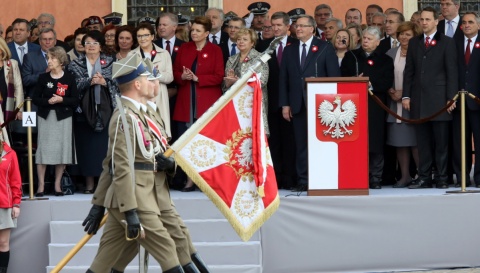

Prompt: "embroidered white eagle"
[318,96,357,139]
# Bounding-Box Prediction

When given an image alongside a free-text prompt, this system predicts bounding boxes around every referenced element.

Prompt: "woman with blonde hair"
[332,29,354,66]
[0,37,24,145]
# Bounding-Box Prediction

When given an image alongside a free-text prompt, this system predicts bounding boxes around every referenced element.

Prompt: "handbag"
[61,170,75,195]
[80,85,112,132]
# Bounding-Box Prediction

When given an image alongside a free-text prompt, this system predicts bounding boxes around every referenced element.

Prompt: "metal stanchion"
[447,90,480,194]
[22,98,48,200]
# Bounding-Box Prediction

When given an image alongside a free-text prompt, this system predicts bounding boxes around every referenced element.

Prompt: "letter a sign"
[22,112,36,127]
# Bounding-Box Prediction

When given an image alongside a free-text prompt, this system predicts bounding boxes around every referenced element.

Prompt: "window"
[418,0,479,16]
[127,0,209,25]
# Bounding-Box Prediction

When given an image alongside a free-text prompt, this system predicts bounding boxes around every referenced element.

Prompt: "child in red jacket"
[0,138,21,273]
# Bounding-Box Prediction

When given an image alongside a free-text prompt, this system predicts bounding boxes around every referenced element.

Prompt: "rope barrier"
[368,90,459,124]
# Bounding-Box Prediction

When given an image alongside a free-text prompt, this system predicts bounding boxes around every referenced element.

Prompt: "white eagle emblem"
[318,96,357,139]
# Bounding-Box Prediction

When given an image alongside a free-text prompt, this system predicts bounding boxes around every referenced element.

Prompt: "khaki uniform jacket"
[92,98,159,214]
[146,104,173,211]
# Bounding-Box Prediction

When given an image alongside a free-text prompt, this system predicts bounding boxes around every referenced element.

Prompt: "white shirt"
[227,39,239,56]
[147,100,157,111]
[209,31,222,44]
[122,96,142,111]
[464,34,478,53]
[298,36,314,61]
[14,42,28,58]
[424,31,437,43]
[162,36,176,55]
[444,15,460,34]
[276,35,288,56]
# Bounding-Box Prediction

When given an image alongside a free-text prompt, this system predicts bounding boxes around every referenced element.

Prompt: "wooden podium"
[305,77,369,196]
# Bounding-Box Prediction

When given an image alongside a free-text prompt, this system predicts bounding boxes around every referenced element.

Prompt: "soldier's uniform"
[87,56,182,273]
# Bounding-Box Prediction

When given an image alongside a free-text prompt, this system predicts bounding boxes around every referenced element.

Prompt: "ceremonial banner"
[306,78,369,196]
[170,73,279,241]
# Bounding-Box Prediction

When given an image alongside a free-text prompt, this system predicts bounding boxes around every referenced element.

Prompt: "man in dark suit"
[22,28,56,98]
[453,12,480,187]
[377,11,405,54]
[220,17,245,66]
[205,8,229,46]
[313,4,333,40]
[256,12,298,190]
[153,12,185,143]
[403,7,458,189]
[438,0,462,41]
[341,26,394,189]
[33,13,70,51]
[279,15,341,191]
[8,18,40,65]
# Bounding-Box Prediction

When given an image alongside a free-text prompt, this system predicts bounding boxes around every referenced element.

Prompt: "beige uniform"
[89,98,180,273]
[111,104,196,270]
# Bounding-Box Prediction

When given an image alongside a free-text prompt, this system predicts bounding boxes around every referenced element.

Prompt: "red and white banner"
[307,81,369,190]
[170,74,279,241]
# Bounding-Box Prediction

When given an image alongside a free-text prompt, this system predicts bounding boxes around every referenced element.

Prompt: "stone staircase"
[45,195,262,273]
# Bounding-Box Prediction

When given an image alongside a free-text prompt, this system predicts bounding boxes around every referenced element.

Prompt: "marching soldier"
[83,57,210,272]
[82,54,184,273]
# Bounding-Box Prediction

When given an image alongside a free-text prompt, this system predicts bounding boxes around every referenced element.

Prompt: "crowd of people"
[0,0,476,199]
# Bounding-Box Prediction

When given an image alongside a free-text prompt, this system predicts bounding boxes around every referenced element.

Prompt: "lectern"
[305,77,369,196]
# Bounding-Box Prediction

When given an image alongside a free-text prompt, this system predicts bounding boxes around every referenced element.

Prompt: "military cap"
[143,58,161,81]
[224,11,238,22]
[247,2,271,15]
[103,12,123,26]
[177,14,189,25]
[113,54,151,85]
[138,16,156,25]
[288,8,306,22]
[85,16,103,26]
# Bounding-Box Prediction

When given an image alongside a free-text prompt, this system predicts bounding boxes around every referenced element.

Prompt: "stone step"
[49,241,261,266]
[50,197,225,221]
[50,219,259,244]
[46,264,262,273]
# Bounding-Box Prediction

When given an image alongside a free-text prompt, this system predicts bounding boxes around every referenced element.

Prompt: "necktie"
[230,43,236,56]
[465,38,472,65]
[446,20,454,38]
[258,32,262,40]
[19,46,25,64]
[321,32,326,41]
[212,35,218,44]
[277,42,283,66]
[392,39,398,48]
[165,40,171,55]
[300,43,307,68]
[425,36,430,48]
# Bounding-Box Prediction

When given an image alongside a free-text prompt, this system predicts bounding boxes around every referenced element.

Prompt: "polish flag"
[307,82,369,190]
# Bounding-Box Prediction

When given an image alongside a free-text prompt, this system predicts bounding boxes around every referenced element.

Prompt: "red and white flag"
[170,73,279,241]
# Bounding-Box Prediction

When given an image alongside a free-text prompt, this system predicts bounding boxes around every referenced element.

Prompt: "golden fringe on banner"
[174,153,280,242]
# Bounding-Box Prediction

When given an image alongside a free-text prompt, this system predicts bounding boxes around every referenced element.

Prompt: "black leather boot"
[163,265,185,273]
[183,262,200,273]
[191,253,211,273]
[111,269,123,273]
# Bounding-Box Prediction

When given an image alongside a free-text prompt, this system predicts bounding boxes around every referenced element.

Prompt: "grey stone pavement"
[397,269,480,273]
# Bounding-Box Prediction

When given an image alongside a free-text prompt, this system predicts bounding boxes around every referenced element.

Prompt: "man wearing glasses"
[33,13,70,51]
[279,15,340,192]
[220,17,245,65]
[21,28,57,98]
[438,0,462,41]
[314,4,333,40]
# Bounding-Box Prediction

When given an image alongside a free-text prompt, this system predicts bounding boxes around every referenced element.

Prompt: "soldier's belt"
[134,163,156,172]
